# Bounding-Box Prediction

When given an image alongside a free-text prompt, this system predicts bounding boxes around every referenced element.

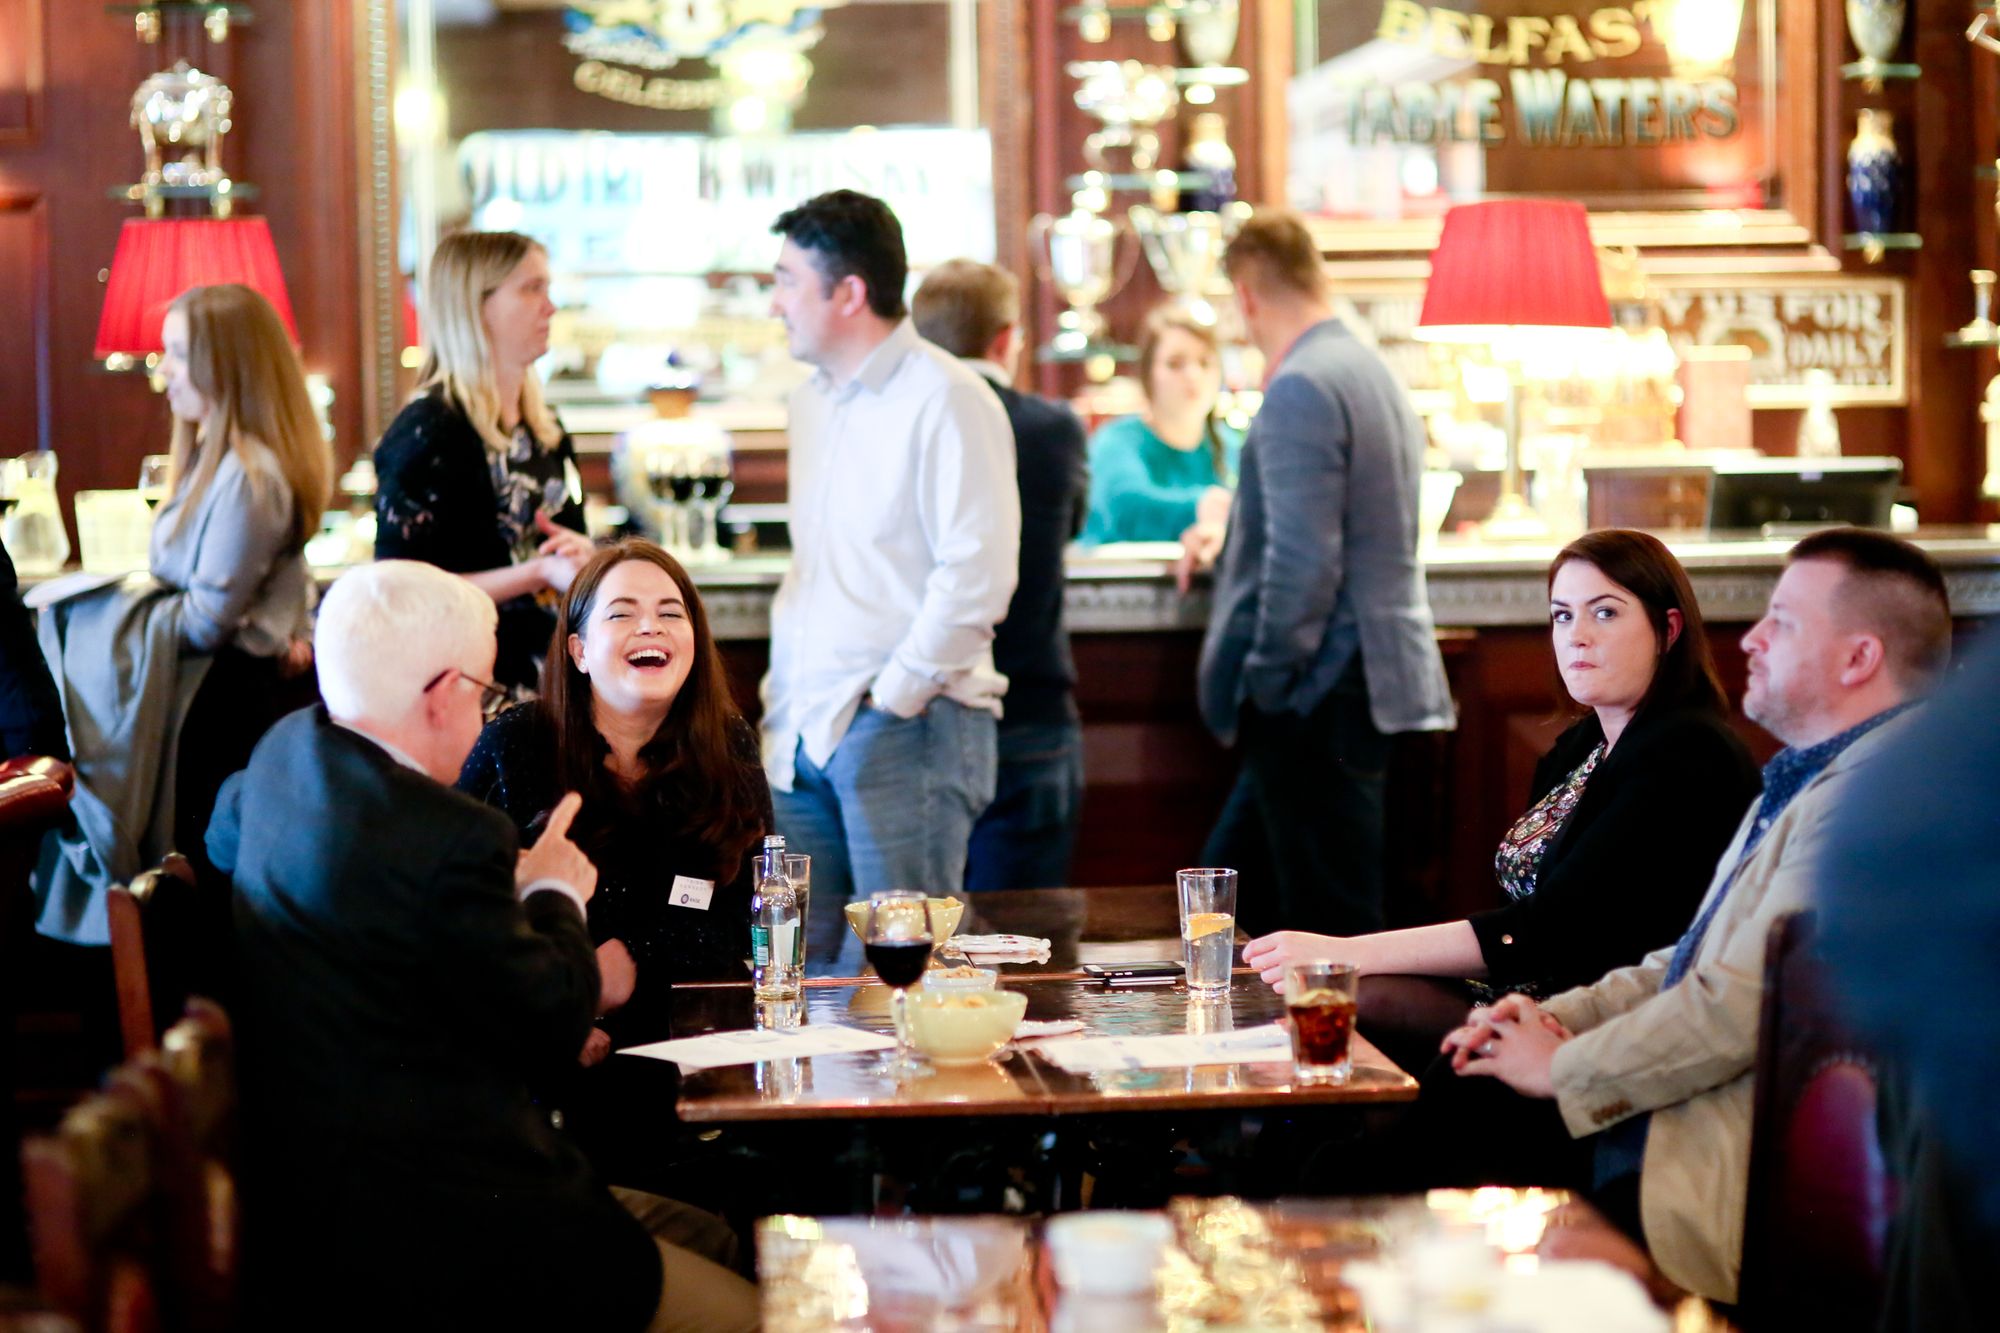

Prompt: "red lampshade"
[1414,199,1611,343]
[93,217,298,359]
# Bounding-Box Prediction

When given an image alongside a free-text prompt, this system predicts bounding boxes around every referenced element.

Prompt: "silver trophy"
[1029,207,1138,369]
[131,60,235,215]
[1128,202,1249,326]
[1178,0,1241,68]
[1069,60,1180,173]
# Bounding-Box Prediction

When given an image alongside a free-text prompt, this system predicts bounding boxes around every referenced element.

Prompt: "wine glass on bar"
[692,438,734,562]
[863,889,935,1079]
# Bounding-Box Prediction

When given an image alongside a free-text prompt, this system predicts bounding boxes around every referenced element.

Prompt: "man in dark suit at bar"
[211,560,754,1332]
[912,258,1092,890]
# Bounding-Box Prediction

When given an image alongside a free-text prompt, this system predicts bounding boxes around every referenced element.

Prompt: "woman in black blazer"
[1245,529,1761,999]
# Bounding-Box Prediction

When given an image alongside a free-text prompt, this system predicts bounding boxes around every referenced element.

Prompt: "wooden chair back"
[1738,911,1890,1332]
[18,1087,160,1333]
[20,1001,238,1333]
[106,857,224,1060]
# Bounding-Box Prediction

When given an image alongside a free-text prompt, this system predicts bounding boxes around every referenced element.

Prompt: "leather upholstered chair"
[1736,910,1890,1332]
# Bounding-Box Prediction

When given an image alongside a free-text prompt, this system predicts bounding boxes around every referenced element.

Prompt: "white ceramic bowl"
[902,988,1027,1064]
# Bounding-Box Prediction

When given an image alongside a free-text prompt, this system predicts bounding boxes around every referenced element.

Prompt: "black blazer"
[986,378,1089,729]
[1467,702,1762,995]
[373,392,587,688]
[210,709,660,1331]
[0,536,66,760]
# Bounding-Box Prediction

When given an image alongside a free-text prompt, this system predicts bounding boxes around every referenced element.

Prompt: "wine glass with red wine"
[863,889,934,1077]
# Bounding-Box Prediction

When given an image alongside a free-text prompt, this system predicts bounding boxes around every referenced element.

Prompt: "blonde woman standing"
[375,231,596,689]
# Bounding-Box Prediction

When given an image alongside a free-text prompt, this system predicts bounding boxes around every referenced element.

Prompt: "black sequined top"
[457,703,771,1044]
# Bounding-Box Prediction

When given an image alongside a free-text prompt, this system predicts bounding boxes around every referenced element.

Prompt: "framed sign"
[1326,272,1907,408]
[1291,0,1821,252]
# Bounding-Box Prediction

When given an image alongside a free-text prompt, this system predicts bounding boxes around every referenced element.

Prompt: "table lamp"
[1414,199,1611,540]
[93,216,297,362]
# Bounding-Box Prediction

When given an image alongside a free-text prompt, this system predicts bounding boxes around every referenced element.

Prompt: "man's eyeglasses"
[424,668,509,722]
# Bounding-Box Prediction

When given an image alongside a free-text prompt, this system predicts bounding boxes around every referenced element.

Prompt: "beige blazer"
[1542,712,1915,1303]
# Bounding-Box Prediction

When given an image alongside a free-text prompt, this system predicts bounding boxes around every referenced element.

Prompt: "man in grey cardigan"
[1197,210,1453,936]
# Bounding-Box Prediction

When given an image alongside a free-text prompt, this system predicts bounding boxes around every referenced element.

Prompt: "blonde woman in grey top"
[154,284,331,879]
[34,283,332,941]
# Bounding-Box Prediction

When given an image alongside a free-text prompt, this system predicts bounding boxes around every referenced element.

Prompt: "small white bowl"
[1045,1212,1173,1296]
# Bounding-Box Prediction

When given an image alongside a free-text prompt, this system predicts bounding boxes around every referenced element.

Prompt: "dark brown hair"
[1787,528,1952,689]
[1136,306,1229,483]
[1548,528,1728,719]
[538,540,766,880]
[911,259,1019,360]
[1221,209,1329,301]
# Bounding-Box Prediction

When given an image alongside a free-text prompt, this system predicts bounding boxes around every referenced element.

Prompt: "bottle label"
[751,924,772,968]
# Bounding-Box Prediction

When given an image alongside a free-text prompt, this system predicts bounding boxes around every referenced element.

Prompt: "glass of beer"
[1284,961,1360,1084]
[1176,868,1238,995]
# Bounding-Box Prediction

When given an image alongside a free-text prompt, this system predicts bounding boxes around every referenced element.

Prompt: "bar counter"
[687,527,1998,910]
[685,527,2000,641]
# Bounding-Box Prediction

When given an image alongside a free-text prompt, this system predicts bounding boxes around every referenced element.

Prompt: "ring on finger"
[1478,1041,1495,1057]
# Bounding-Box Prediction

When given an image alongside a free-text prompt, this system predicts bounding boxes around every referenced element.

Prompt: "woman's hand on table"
[1173,520,1228,594]
[1243,930,1355,988]
[578,1026,612,1068]
[596,938,637,1014]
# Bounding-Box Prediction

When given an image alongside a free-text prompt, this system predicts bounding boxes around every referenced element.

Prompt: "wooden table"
[667,972,1416,1124]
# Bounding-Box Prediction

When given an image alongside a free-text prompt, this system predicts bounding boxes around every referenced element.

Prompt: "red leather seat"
[1737,911,1890,1331]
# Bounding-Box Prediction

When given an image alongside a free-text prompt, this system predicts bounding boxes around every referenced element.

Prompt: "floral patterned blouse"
[1493,742,1606,902]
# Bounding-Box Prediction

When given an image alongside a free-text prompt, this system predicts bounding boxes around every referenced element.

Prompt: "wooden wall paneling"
[0,0,46,144]
[0,196,51,455]
[1905,0,1985,522]
[984,0,1031,296]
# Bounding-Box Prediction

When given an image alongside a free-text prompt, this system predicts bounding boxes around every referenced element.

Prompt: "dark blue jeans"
[964,717,1085,892]
[1202,664,1388,938]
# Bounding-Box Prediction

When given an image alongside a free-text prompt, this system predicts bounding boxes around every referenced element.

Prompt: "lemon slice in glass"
[1182,911,1233,941]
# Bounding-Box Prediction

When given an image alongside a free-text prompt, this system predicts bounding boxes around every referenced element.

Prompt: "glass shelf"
[1839,60,1919,85]
[1037,342,1138,365]
[1176,66,1249,88]
[1065,169,1218,194]
[107,2,252,42]
[110,180,261,218]
[1842,231,1922,263]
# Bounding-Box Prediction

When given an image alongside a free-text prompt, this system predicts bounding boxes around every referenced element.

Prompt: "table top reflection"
[667,971,1417,1123]
[755,1191,1725,1332]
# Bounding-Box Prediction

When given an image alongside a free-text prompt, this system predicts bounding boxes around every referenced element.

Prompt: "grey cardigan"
[1197,319,1453,742]
[148,447,311,656]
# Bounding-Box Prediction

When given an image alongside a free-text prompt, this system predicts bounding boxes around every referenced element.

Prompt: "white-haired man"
[209,560,755,1332]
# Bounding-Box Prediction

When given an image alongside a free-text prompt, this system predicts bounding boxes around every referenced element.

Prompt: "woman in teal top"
[1083,308,1244,544]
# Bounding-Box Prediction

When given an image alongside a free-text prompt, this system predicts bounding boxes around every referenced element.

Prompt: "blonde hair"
[165,283,331,548]
[911,259,1019,359]
[416,231,561,452]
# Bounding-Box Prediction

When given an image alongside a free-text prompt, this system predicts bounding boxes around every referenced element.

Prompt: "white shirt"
[334,717,588,917]
[760,319,1021,792]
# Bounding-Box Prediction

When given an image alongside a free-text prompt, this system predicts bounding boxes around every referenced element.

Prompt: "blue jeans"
[774,699,998,971]
[964,717,1084,892]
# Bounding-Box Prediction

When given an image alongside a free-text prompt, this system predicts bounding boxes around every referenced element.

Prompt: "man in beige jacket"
[1442,530,1952,1302]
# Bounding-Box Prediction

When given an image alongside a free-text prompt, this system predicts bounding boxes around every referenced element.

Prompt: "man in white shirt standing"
[760,190,1020,966]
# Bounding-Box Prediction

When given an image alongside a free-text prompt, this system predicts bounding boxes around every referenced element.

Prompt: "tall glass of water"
[1176,868,1238,995]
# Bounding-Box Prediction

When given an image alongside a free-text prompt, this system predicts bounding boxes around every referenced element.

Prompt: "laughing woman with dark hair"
[459,540,770,1056]
[1246,528,1762,1000]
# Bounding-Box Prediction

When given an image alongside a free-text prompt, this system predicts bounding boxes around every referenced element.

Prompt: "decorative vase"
[1846,109,1901,235]
[1844,0,1905,64]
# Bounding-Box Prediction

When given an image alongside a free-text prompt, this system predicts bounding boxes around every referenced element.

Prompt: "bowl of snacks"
[902,988,1028,1064]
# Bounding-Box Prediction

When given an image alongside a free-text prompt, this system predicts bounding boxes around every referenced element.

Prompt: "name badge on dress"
[670,875,715,911]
